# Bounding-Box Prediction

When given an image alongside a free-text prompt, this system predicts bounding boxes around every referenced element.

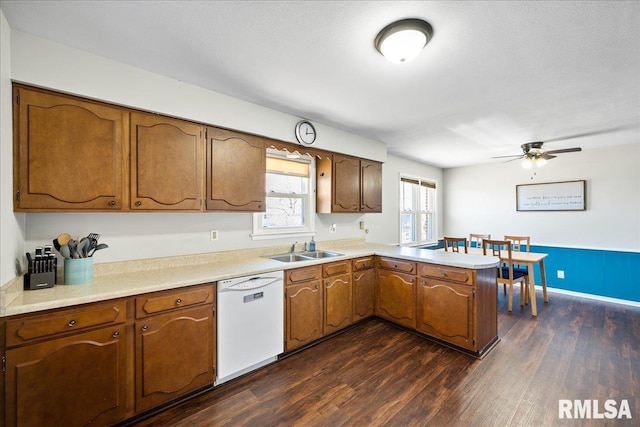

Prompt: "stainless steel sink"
[299,250,343,259]
[268,250,344,263]
[269,254,313,263]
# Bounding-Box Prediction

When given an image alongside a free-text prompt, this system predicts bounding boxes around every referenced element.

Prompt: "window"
[400,176,436,245]
[252,150,315,239]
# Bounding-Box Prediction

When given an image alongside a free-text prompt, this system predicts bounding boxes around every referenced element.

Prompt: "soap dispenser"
[309,237,316,251]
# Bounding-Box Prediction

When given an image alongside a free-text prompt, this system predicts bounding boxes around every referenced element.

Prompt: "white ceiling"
[2,0,639,168]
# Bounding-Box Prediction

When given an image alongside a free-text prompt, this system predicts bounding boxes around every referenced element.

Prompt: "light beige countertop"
[1,240,499,317]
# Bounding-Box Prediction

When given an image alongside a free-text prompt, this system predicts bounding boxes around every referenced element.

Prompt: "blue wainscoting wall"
[530,245,640,303]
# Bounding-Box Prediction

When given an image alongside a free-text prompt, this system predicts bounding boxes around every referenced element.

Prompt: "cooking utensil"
[67,239,78,259]
[60,245,72,259]
[57,233,72,246]
[89,243,108,257]
[76,238,90,258]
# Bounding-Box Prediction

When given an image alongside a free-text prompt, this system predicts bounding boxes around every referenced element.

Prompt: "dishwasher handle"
[219,276,282,292]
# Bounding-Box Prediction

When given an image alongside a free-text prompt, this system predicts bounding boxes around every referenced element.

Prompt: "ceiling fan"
[492,125,637,168]
[492,141,581,168]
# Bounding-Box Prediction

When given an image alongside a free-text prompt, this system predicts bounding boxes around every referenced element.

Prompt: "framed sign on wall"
[516,180,586,211]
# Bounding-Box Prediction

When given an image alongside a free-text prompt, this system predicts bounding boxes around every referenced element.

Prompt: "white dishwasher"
[216,271,284,385]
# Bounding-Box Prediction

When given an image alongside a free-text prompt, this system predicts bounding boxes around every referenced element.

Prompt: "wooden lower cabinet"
[352,257,375,322]
[5,325,127,427]
[323,273,352,335]
[417,278,475,350]
[417,262,498,355]
[135,303,215,412]
[285,280,323,351]
[376,269,417,329]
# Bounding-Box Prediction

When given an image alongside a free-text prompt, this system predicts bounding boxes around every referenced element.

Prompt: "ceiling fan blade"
[503,156,525,163]
[540,153,557,160]
[545,147,582,154]
[543,124,637,143]
[491,154,524,159]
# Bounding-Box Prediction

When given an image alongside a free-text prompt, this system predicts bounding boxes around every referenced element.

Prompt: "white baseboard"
[536,285,640,308]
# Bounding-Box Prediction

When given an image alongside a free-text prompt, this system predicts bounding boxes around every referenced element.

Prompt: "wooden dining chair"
[504,235,531,297]
[469,233,490,249]
[482,239,529,313]
[444,237,468,253]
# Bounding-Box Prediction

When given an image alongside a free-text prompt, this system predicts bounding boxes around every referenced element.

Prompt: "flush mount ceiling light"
[375,18,433,63]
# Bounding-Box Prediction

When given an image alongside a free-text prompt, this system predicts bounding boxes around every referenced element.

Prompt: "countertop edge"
[2,244,499,317]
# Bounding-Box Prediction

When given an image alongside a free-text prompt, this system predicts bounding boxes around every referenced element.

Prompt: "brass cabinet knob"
[108,200,116,206]
[135,201,142,206]
[112,331,120,338]
[68,319,77,327]
[175,298,182,305]
[141,324,149,331]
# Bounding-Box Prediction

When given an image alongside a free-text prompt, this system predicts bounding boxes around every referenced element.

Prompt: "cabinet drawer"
[6,300,127,347]
[322,260,351,277]
[286,265,322,285]
[419,263,474,284]
[352,257,374,271]
[376,257,416,274]
[136,284,215,318]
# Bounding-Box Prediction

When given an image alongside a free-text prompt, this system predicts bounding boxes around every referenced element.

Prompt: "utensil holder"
[64,258,94,285]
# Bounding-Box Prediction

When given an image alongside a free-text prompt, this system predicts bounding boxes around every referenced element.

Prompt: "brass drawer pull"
[112,331,120,338]
[68,320,77,327]
[175,299,182,305]
[135,201,142,206]
[141,324,149,331]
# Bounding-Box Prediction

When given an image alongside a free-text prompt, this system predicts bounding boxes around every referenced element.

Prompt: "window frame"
[399,174,437,247]
[251,150,316,241]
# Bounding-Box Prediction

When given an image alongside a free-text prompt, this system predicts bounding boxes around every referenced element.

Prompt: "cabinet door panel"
[418,279,475,350]
[14,86,125,210]
[130,113,203,210]
[324,274,352,334]
[5,326,127,427]
[332,154,360,212]
[136,305,215,411]
[206,127,265,211]
[353,268,375,321]
[360,160,382,212]
[285,281,323,351]
[376,270,416,328]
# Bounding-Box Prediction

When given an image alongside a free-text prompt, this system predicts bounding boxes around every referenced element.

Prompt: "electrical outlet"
[557,270,565,279]
[329,224,337,233]
[210,230,219,241]
[359,221,365,230]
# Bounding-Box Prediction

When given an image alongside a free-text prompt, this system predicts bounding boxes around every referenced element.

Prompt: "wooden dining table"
[439,247,549,316]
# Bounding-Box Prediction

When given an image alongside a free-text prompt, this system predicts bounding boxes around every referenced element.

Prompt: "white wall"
[443,143,640,251]
[6,28,442,265]
[0,9,26,283]
[10,30,386,162]
[365,154,444,246]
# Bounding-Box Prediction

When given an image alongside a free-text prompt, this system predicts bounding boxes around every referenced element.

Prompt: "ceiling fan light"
[521,157,533,169]
[375,19,433,63]
[534,156,547,167]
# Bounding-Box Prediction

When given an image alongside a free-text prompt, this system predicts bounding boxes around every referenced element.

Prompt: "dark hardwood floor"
[131,290,640,426]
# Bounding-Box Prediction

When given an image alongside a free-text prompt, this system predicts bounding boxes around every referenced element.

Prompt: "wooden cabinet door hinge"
[2,356,6,372]
[15,93,20,105]
[15,190,20,203]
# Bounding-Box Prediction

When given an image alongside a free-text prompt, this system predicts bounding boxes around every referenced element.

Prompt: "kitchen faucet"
[290,241,298,253]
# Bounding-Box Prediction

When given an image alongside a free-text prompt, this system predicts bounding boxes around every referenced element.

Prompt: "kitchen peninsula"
[0,240,499,426]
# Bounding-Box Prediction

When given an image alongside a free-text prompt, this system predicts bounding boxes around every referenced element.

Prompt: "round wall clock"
[295,120,317,146]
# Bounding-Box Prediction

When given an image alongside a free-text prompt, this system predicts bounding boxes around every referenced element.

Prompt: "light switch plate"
[329,224,337,233]
[210,230,219,241]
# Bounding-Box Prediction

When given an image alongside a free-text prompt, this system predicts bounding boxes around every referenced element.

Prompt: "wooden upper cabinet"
[130,112,204,211]
[13,85,126,211]
[316,154,383,214]
[332,154,360,212]
[206,127,266,211]
[360,159,382,212]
